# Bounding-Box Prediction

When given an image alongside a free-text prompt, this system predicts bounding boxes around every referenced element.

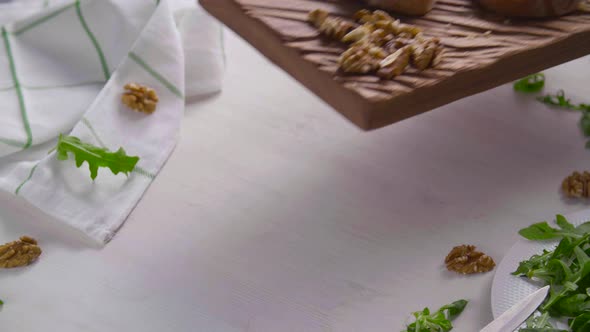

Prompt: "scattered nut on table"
[562,171,590,198]
[445,244,495,275]
[0,236,42,268]
[122,83,159,114]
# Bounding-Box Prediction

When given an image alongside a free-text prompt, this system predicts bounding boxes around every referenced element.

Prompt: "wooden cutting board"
[199,0,590,130]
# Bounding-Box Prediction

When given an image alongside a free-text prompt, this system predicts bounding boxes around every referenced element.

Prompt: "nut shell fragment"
[445,244,495,275]
[0,236,42,268]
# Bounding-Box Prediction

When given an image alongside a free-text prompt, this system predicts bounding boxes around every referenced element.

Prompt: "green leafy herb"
[570,313,590,331]
[513,215,590,332]
[519,312,567,332]
[55,134,139,180]
[0,298,3,305]
[535,90,590,148]
[536,90,590,116]
[403,300,468,332]
[580,111,590,138]
[517,216,590,241]
[514,73,545,93]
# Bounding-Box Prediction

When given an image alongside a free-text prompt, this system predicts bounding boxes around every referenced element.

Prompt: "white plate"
[490,211,590,329]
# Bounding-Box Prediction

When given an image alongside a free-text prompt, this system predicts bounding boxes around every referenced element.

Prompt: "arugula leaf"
[570,312,590,332]
[550,294,590,317]
[514,73,545,93]
[579,111,590,137]
[556,215,576,232]
[519,312,567,332]
[519,222,565,240]
[537,90,590,112]
[55,134,139,180]
[518,217,590,241]
[512,249,553,276]
[438,300,468,320]
[403,300,467,332]
[514,215,590,331]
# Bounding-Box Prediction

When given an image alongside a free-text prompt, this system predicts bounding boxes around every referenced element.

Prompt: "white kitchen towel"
[0,0,224,244]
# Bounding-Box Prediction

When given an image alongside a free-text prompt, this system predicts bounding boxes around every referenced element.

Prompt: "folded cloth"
[0,0,224,244]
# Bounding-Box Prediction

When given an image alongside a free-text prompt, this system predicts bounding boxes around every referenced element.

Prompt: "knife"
[480,285,550,332]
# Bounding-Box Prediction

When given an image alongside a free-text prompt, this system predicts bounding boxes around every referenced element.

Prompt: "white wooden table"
[1,29,590,332]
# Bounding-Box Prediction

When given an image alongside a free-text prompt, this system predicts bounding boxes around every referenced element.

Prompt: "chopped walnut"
[308,8,444,78]
[343,24,375,44]
[377,46,411,79]
[339,43,387,74]
[0,236,42,268]
[394,22,422,38]
[308,9,355,41]
[562,171,590,198]
[410,38,440,71]
[354,9,393,24]
[122,83,159,114]
[445,245,495,275]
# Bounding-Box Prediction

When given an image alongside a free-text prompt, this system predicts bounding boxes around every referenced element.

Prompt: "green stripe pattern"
[15,163,40,195]
[0,137,26,149]
[13,3,75,36]
[75,0,110,80]
[80,117,106,148]
[129,52,183,99]
[2,27,33,149]
[0,81,104,91]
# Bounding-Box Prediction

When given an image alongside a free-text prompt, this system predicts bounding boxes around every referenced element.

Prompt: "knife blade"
[480,285,550,332]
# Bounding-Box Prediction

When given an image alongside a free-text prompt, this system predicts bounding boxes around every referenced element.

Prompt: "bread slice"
[476,0,582,17]
[365,0,436,15]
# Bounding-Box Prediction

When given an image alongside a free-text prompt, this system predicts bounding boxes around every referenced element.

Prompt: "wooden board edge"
[368,30,590,129]
[201,0,590,131]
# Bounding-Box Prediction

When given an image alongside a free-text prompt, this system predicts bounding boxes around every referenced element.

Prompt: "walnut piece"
[339,43,387,74]
[377,46,411,78]
[308,8,444,78]
[410,37,440,70]
[0,236,42,268]
[308,9,355,41]
[445,245,495,275]
[122,83,159,114]
[562,171,590,198]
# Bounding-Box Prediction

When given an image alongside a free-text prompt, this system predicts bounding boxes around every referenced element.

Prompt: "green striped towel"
[0,0,224,244]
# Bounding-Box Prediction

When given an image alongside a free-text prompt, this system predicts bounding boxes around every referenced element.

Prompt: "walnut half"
[122,83,159,114]
[0,236,42,268]
[445,244,495,275]
[562,171,590,198]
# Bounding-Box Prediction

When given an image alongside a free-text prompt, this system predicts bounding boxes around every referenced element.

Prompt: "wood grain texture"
[200,0,590,130]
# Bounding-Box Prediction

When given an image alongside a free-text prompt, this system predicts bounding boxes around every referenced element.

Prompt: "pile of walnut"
[122,83,159,114]
[445,244,495,275]
[307,9,443,78]
[562,171,590,199]
[0,236,42,269]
